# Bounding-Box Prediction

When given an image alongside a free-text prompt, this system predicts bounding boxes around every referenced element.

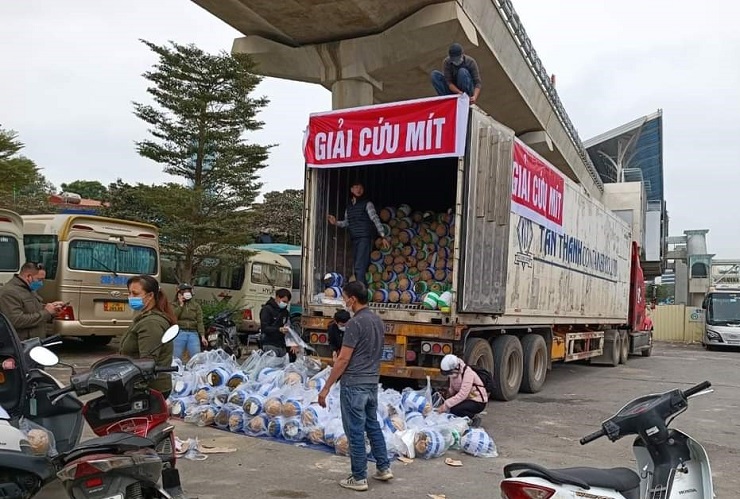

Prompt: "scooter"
[500,381,714,499]
[206,309,242,358]
[40,324,185,498]
[0,314,84,497]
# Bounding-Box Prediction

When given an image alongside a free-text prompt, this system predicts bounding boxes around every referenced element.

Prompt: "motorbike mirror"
[29,346,59,367]
[161,325,180,344]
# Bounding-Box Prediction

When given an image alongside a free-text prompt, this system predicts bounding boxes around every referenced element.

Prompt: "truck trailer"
[300,94,653,400]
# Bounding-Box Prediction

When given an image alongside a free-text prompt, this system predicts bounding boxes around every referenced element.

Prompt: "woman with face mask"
[328,309,351,362]
[172,283,205,361]
[119,274,177,398]
[438,354,487,427]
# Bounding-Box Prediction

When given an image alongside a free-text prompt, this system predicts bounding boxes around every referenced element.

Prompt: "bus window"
[192,263,245,290]
[68,240,157,274]
[251,263,292,288]
[23,235,59,279]
[0,236,20,272]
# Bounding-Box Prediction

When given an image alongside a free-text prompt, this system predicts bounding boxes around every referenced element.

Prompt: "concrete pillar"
[331,80,374,110]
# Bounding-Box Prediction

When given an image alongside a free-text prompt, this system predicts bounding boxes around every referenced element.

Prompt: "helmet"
[177,283,193,291]
[440,354,460,375]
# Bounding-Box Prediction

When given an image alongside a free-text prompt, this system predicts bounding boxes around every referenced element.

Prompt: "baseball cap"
[448,43,464,65]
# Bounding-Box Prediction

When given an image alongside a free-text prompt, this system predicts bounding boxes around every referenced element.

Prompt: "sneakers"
[372,469,394,481]
[340,476,369,491]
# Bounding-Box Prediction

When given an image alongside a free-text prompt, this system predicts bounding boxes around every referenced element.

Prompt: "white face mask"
[183,292,193,300]
[338,326,346,332]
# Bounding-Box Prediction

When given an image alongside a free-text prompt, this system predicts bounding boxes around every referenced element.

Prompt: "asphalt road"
[37,342,739,498]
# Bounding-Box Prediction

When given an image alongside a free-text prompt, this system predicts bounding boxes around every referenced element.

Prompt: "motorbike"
[39,324,185,499]
[500,381,715,499]
[205,309,243,358]
[0,312,84,497]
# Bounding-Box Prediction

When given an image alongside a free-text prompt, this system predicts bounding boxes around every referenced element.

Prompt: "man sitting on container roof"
[430,43,482,105]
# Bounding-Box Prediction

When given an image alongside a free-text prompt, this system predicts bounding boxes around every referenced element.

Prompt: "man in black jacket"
[259,288,297,360]
[327,181,389,286]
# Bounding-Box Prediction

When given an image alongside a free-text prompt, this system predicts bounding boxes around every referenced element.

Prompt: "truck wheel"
[619,331,629,364]
[604,332,620,367]
[464,338,494,372]
[491,335,523,401]
[520,334,547,394]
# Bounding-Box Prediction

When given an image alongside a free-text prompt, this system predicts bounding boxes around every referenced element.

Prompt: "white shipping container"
[457,108,632,325]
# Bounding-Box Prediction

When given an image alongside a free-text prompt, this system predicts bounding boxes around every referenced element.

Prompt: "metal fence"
[652,304,704,343]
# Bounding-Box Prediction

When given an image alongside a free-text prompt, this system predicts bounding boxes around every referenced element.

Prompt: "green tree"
[60,180,108,200]
[247,189,304,244]
[131,40,270,282]
[0,127,54,214]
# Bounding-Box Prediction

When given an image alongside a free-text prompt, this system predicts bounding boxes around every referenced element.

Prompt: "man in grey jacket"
[0,262,64,339]
[431,42,482,104]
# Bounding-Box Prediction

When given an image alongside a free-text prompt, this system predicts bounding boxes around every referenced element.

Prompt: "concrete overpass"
[191,0,604,198]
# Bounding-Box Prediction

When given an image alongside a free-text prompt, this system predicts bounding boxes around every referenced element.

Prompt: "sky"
[2,1,739,256]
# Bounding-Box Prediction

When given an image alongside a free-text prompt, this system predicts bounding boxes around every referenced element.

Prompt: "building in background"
[48,192,107,215]
[584,110,668,280]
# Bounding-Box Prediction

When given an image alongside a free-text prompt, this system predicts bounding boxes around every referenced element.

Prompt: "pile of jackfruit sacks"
[167,349,498,460]
[319,204,455,310]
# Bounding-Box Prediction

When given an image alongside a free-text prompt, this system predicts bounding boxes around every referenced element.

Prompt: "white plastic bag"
[460,428,498,458]
[19,418,57,457]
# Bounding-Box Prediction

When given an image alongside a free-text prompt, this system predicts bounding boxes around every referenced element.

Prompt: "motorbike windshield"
[706,293,740,326]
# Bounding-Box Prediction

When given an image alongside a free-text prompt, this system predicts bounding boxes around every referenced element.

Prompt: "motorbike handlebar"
[682,381,712,399]
[41,335,62,346]
[579,427,606,445]
[47,385,74,401]
[155,366,179,374]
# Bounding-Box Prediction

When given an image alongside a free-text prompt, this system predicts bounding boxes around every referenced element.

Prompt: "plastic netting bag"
[242,393,266,417]
[168,396,195,419]
[214,404,239,430]
[305,366,332,391]
[171,371,197,398]
[228,408,246,433]
[226,371,249,390]
[460,428,498,458]
[19,418,57,457]
[244,414,269,437]
[413,428,450,459]
[281,418,305,442]
[401,376,433,416]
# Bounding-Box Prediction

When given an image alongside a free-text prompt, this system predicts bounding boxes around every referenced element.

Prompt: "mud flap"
[590,330,620,366]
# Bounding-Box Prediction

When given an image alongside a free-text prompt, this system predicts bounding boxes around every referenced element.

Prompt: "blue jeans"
[431,68,474,97]
[352,237,372,287]
[340,384,390,480]
[173,330,201,361]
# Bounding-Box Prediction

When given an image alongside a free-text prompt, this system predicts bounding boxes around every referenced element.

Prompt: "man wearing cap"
[431,43,482,104]
[328,181,390,286]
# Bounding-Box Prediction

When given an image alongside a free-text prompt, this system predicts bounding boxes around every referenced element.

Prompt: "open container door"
[302,94,470,318]
[457,112,514,314]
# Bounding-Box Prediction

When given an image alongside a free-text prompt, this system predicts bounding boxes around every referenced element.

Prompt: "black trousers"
[351,237,372,286]
[449,400,486,419]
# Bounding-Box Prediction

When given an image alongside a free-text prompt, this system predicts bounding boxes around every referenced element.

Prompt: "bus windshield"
[68,240,157,275]
[0,235,20,272]
[706,293,740,325]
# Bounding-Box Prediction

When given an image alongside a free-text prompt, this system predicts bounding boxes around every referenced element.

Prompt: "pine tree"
[132,40,270,281]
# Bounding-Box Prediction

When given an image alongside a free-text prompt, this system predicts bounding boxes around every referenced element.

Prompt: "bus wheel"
[491,335,523,402]
[520,334,547,394]
[82,336,113,347]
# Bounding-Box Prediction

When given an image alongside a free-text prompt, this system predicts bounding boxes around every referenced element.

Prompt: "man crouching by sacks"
[318,282,393,492]
[438,354,487,428]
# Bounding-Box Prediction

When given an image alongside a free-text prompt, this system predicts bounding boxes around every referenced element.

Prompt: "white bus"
[160,249,293,333]
[0,209,25,286]
[22,214,160,345]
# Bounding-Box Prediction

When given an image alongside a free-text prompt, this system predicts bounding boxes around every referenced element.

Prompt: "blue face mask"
[29,280,44,292]
[128,297,145,311]
[278,301,288,309]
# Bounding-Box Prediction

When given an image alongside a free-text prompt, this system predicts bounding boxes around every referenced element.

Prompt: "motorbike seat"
[504,463,640,499]
[61,433,155,463]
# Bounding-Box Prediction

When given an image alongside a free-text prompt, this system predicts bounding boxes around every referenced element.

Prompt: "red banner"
[303,95,469,168]
[511,140,565,231]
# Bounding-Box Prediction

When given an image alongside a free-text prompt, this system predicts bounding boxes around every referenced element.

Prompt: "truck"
[299,94,653,400]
